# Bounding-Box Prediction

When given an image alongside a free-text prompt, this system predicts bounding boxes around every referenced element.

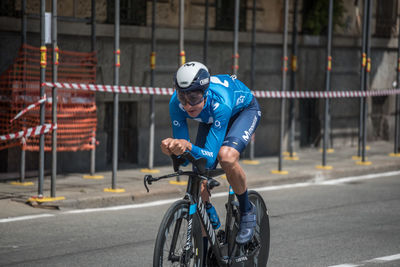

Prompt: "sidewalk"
[1,141,399,218]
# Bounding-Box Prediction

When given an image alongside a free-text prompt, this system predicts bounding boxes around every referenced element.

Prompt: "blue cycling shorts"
[195,97,261,157]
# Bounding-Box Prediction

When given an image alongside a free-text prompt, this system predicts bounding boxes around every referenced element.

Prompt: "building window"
[375,0,397,38]
[107,0,147,26]
[0,0,15,17]
[215,0,247,31]
[105,102,138,165]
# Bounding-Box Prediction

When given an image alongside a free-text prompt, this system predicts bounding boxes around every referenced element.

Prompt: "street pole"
[111,0,120,190]
[288,0,299,159]
[38,0,46,196]
[20,0,27,184]
[249,0,256,161]
[232,0,239,76]
[360,0,372,164]
[393,13,400,155]
[179,0,185,66]
[358,0,368,159]
[203,0,209,65]
[51,0,58,197]
[274,0,289,174]
[90,0,97,176]
[148,0,157,170]
[320,0,333,169]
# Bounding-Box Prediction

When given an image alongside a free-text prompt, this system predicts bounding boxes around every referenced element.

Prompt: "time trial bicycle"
[144,152,270,266]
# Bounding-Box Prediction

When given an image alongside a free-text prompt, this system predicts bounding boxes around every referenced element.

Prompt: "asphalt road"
[1,172,399,267]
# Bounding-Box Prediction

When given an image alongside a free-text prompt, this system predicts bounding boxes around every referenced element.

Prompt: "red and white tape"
[10,95,52,123]
[43,82,175,95]
[253,89,400,98]
[43,82,400,98]
[0,124,57,141]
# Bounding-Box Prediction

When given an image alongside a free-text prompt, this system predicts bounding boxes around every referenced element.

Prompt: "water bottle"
[205,202,221,229]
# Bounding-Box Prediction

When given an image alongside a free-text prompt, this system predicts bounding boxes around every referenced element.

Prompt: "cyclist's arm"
[190,104,231,168]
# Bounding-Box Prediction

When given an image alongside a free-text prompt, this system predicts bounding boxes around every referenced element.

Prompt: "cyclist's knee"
[218,146,239,168]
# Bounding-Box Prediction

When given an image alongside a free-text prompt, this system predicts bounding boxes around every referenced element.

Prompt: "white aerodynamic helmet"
[174,61,210,93]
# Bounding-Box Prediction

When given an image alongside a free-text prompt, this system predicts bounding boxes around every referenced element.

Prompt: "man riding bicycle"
[161,61,261,245]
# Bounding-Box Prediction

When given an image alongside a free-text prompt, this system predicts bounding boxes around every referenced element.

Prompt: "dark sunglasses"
[177,90,204,106]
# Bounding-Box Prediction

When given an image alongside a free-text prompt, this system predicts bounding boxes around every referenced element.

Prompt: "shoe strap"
[239,213,257,228]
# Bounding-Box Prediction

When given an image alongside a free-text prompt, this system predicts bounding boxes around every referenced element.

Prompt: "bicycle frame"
[145,153,263,266]
[184,173,240,266]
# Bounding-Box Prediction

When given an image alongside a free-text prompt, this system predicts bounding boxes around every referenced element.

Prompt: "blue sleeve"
[169,97,189,141]
[190,103,231,168]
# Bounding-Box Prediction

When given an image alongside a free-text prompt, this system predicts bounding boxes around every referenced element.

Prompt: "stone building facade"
[0,0,399,174]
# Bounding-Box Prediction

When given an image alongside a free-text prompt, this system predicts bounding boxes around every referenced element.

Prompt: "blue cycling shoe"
[235,202,257,244]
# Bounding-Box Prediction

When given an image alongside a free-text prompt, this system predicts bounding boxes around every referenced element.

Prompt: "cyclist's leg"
[218,97,261,244]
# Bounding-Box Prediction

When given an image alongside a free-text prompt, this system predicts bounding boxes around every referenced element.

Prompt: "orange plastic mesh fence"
[0,44,97,152]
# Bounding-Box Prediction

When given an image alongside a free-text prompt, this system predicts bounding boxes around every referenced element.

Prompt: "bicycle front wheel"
[249,190,270,266]
[153,200,204,267]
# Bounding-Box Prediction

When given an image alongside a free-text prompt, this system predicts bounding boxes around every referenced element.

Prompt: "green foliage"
[302,0,346,35]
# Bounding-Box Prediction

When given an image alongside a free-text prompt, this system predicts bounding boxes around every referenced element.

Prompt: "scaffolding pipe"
[203,0,209,65]
[89,0,96,175]
[361,0,372,162]
[358,0,368,158]
[394,13,400,154]
[322,0,334,167]
[288,0,299,157]
[38,0,46,196]
[112,0,120,189]
[148,0,157,170]
[278,0,289,172]
[232,0,240,76]
[51,0,58,197]
[249,0,256,160]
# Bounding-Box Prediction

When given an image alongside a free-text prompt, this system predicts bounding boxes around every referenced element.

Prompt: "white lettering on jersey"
[242,115,258,142]
[201,150,213,157]
[210,77,229,88]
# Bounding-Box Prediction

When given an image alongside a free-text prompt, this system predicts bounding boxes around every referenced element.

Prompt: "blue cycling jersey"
[169,74,254,168]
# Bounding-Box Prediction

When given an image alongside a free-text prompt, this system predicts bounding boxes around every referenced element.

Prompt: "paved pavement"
[0,141,399,217]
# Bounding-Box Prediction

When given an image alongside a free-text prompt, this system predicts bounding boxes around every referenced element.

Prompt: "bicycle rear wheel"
[248,190,270,266]
[153,200,204,267]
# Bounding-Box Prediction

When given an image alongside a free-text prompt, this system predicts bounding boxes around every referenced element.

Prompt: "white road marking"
[63,198,180,214]
[329,253,400,266]
[366,253,400,263]
[1,170,400,223]
[0,214,55,223]
[328,264,360,267]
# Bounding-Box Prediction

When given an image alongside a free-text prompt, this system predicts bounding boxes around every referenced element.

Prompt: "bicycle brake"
[144,175,153,193]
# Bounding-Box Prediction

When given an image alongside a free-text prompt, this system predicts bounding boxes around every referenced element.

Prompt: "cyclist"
[161,61,261,245]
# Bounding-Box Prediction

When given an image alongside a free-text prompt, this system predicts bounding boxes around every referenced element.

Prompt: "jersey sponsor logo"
[214,120,221,128]
[210,76,229,88]
[242,115,258,142]
[213,102,220,110]
[230,75,237,80]
[236,95,245,106]
[173,120,181,127]
[201,150,213,157]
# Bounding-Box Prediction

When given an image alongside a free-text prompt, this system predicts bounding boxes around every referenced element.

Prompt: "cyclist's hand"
[161,138,174,155]
[168,139,192,156]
